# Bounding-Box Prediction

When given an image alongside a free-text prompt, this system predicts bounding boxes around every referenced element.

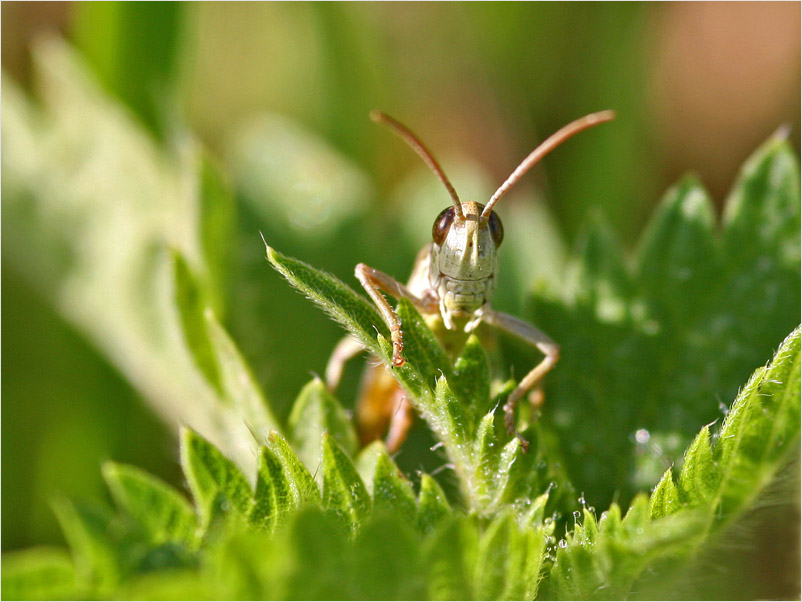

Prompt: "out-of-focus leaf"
[417,473,450,535]
[351,514,425,600]
[422,516,478,601]
[51,498,123,594]
[1,548,80,601]
[227,113,372,238]
[72,2,185,137]
[102,462,197,548]
[1,38,277,474]
[530,137,800,508]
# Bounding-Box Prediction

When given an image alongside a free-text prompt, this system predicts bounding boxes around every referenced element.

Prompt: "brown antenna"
[370,110,464,219]
[481,110,616,220]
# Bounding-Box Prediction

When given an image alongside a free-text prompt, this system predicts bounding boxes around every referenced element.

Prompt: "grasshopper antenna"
[482,110,616,220]
[370,110,464,219]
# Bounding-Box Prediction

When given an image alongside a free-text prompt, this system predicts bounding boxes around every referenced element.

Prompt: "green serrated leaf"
[102,462,197,547]
[265,244,437,405]
[417,474,451,535]
[396,297,452,389]
[714,327,801,520]
[322,434,371,534]
[452,334,491,412]
[287,378,358,477]
[677,427,718,506]
[475,512,546,601]
[249,446,295,532]
[355,440,386,495]
[266,431,320,506]
[1,548,80,601]
[649,468,680,519]
[568,215,631,320]
[433,376,472,447]
[265,244,387,360]
[372,451,417,524]
[621,493,649,533]
[180,428,252,530]
[723,137,801,268]
[635,176,718,325]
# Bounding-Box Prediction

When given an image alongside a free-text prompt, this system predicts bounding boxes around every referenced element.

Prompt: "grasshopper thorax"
[429,201,503,330]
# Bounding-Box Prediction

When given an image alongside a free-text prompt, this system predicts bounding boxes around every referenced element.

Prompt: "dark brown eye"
[432,206,455,245]
[488,211,504,247]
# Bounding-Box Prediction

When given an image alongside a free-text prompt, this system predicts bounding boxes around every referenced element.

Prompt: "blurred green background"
[2,0,799,557]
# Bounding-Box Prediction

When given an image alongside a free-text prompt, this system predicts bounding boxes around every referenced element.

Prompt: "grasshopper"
[326,109,615,452]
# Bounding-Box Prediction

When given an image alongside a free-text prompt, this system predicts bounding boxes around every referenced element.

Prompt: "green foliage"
[530,136,800,507]
[3,34,799,601]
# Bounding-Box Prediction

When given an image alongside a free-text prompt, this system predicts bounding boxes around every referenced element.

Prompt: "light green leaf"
[475,512,546,601]
[677,427,718,506]
[266,431,320,506]
[423,516,478,601]
[228,113,372,239]
[203,309,279,447]
[322,434,371,534]
[452,334,491,412]
[714,327,800,521]
[102,462,198,547]
[180,428,252,530]
[265,244,387,361]
[649,469,680,519]
[351,515,425,600]
[1,548,79,601]
[372,451,417,524]
[249,446,294,532]
[51,498,122,594]
[417,474,451,535]
[287,378,358,477]
[1,38,274,474]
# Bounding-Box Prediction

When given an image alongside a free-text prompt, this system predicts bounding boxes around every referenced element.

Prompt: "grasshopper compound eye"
[487,211,504,247]
[432,206,456,246]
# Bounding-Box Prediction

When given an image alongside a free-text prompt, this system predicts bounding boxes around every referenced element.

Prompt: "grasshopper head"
[431,201,503,282]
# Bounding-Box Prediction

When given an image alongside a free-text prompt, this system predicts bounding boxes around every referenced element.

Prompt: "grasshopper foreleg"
[354,263,438,367]
[482,308,560,452]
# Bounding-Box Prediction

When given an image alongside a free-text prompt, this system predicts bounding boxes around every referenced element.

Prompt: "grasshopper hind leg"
[483,309,560,452]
